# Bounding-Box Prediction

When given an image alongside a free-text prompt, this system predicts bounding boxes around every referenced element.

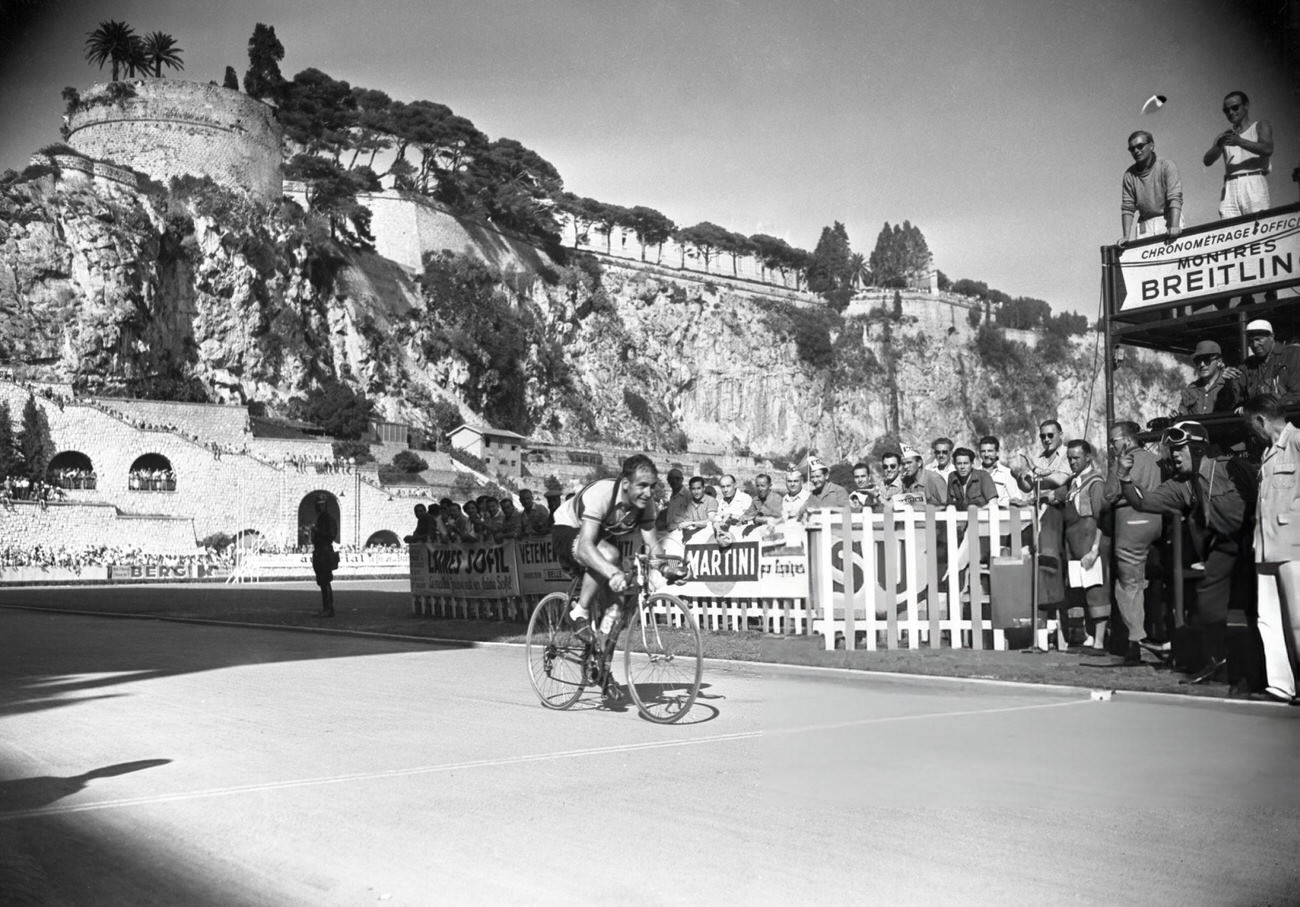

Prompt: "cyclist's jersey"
[552,478,657,540]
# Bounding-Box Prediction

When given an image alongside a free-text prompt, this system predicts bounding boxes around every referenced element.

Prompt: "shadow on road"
[0,758,172,814]
[0,583,481,719]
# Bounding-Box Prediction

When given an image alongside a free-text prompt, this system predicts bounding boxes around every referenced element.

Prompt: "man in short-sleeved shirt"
[551,455,660,650]
[1014,420,1071,494]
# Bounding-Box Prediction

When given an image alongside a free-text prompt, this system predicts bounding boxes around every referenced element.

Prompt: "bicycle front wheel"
[526,593,587,709]
[623,593,702,724]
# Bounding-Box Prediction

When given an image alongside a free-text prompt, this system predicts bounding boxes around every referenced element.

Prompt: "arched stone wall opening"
[365,530,401,548]
[297,491,340,547]
[48,450,96,489]
[129,453,175,491]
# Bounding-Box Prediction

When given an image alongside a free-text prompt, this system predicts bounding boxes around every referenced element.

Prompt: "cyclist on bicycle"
[551,454,660,650]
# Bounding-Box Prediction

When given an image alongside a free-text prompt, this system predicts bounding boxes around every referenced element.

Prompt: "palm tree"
[140,32,183,77]
[849,252,871,289]
[84,20,137,81]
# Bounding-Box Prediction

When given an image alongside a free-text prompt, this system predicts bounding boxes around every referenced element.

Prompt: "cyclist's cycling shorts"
[552,524,580,576]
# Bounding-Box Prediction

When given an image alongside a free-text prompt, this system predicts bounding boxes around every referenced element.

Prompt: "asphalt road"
[2,607,1298,906]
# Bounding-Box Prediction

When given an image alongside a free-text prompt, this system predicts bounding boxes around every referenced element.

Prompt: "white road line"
[0,699,1092,821]
[763,696,1092,737]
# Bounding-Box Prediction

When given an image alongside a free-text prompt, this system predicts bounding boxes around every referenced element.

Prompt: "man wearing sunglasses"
[1116,420,1256,685]
[1013,420,1071,495]
[878,452,905,503]
[1119,130,1182,247]
[1204,90,1273,218]
[1179,339,1239,415]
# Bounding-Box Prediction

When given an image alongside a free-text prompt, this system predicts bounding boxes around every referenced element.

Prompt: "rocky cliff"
[0,168,1185,462]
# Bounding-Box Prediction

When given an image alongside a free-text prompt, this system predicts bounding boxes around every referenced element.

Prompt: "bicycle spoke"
[624,594,703,723]
[526,593,586,709]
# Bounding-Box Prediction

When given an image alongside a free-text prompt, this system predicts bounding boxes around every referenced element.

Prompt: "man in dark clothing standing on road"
[312,496,338,617]
[1116,421,1255,685]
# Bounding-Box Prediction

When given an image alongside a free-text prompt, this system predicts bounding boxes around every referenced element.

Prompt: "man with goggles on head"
[1116,420,1256,685]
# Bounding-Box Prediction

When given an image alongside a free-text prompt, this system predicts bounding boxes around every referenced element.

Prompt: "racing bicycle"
[525,552,703,724]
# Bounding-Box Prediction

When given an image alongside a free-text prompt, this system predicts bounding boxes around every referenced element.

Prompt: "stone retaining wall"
[68,80,281,202]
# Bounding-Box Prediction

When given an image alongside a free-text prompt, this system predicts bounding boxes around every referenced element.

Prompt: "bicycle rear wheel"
[526,593,587,709]
[623,593,702,723]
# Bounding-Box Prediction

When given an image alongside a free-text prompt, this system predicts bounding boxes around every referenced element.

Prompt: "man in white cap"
[1178,339,1238,415]
[899,446,948,506]
[797,455,852,519]
[1203,90,1272,218]
[1224,320,1300,406]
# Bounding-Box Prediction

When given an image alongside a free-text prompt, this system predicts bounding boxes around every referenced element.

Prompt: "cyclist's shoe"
[601,675,623,702]
[570,614,594,641]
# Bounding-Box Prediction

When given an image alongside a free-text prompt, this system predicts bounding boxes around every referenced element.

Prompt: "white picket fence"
[806,506,1056,651]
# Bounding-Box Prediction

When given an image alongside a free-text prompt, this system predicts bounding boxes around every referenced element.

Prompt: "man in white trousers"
[1243,394,1300,704]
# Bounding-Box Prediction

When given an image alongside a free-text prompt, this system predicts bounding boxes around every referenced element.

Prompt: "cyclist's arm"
[573,515,622,582]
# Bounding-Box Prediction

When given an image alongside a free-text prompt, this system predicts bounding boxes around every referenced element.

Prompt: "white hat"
[1246,319,1274,334]
[900,446,922,461]
[806,454,827,474]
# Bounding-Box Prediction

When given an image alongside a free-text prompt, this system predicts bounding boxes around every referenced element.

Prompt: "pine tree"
[0,401,17,479]
[17,395,53,483]
[807,221,853,295]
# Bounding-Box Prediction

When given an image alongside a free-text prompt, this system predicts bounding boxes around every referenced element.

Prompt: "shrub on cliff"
[297,381,374,440]
[392,450,428,473]
[419,252,574,434]
[760,300,838,371]
[968,324,1058,438]
[331,440,375,464]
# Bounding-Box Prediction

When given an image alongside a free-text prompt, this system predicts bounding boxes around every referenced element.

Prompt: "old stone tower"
[66,79,282,202]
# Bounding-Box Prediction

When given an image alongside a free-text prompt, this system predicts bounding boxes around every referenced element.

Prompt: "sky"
[1,0,1297,317]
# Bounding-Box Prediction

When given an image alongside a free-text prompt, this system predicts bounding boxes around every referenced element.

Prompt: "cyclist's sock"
[568,603,589,622]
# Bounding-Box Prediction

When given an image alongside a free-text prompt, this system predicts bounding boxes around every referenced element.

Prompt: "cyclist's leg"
[568,537,622,628]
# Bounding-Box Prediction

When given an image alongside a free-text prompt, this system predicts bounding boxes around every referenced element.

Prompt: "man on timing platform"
[551,454,661,644]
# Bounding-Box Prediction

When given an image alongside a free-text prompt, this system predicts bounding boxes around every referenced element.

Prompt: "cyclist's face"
[755,476,771,496]
[953,454,973,477]
[622,468,658,508]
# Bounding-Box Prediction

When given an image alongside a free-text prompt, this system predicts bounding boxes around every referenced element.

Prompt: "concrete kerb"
[2,602,1294,716]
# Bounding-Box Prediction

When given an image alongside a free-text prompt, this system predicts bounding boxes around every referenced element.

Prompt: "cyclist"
[551,454,661,680]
